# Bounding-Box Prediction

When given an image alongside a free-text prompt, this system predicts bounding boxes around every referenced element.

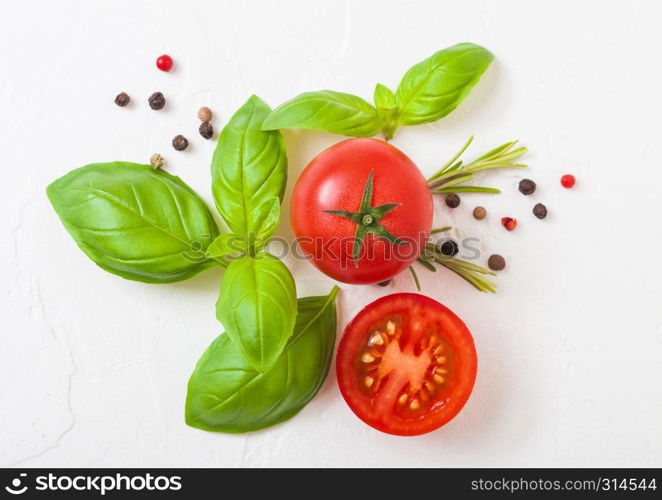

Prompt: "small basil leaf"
[216,253,296,372]
[373,83,396,110]
[211,95,287,241]
[373,83,399,139]
[206,233,247,259]
[262,90,383,137]
[395,42,493,126]
[251,196,280,251]
[47,162,219,283]
[186,287,339,433]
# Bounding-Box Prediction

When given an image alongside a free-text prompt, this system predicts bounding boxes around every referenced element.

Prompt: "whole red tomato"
[291,138,432,284]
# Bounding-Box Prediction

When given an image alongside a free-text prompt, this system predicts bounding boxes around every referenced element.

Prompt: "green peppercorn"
[114,92,130,107]
[518,178,536,195]
[488,254,506,271]
[172,134,189,151]
[149,153,165,169]
[199,122,213,139]
[445,194,461,208]
[148,92,165,110]
[473,206,487,220]
[533,203,548,219]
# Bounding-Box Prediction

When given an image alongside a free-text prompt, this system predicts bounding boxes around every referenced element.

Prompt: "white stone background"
[1,0,661,468]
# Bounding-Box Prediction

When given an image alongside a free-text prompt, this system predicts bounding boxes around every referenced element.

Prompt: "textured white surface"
[2,0,661,468]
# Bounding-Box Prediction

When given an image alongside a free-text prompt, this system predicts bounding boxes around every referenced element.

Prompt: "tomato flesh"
[337,293,477,436]
[291,138,433,284]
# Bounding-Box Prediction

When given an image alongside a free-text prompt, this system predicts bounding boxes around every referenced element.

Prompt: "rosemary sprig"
[427,136,528,194]
[408,266,422,291]
[409,228,497,293]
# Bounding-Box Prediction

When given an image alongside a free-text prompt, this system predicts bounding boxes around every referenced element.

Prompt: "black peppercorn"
[199,122,214,139]
[488,254,506,271]
[172,134,189,151]
[114,92,130,107]
[518,178,536,195]
[377,279,392,287]
[440,240,459,257]
[148,92,166,110]
[533,203,548,219]
[445,193,461,208]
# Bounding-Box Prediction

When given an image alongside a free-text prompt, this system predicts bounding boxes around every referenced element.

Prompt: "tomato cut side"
[336,293,477,436]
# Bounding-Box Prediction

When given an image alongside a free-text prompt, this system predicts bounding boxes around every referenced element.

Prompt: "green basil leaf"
[186,287,339,433]
[252,196,280,251]
[373,83,398,139]
[206,233,247,259]
[216,253,296,372]
[374,83,396,110]
[46,162,220,283]
[211,95,287,242]
[395,42,493,126]
[262,90,383,137]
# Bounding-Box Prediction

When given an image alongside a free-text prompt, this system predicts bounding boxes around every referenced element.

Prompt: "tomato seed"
[369,331,384,346]
[410,399,420,410]
[361,353,375,363]
[398,394,408,405]
[386,321,396,335]
[364,376,374,388]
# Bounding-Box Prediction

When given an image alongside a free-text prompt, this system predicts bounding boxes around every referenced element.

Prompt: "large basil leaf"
[395,43,493,126]
[216,253,296,372]
[186,287,339,433]
[47,162,220,283]
[262,90,383,137]
[211,95,287,243]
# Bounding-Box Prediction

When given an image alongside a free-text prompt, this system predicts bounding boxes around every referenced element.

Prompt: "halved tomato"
[336,293,477,436]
